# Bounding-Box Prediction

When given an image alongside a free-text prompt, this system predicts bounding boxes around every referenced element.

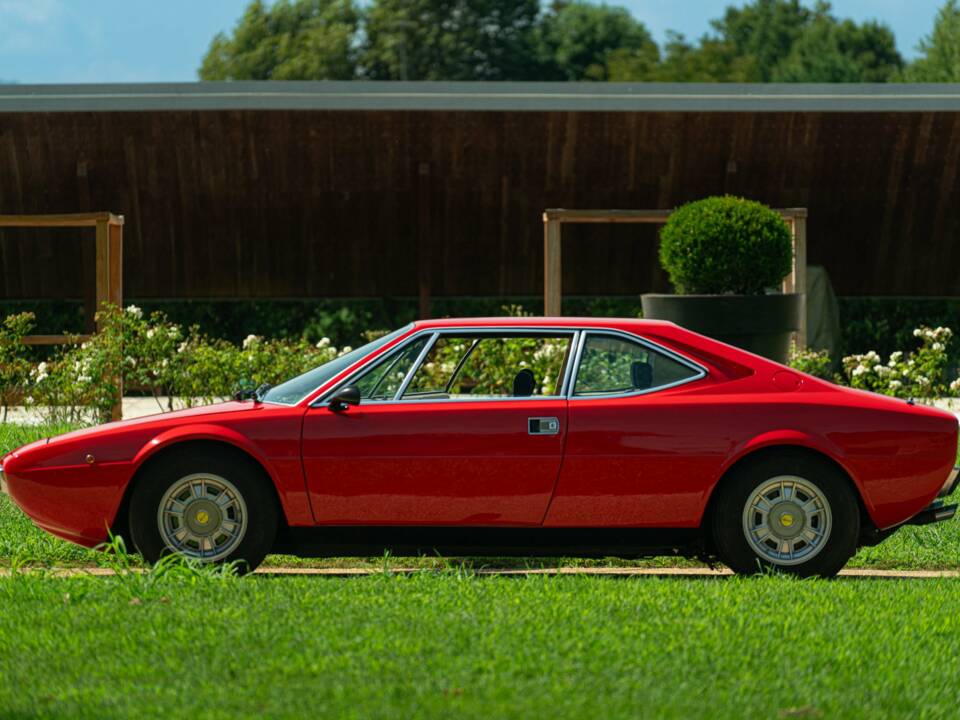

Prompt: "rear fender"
[708,428,876,520]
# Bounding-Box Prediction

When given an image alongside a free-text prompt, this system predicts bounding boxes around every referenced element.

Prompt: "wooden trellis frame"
[543,208,808,347]
[0,212,124,419]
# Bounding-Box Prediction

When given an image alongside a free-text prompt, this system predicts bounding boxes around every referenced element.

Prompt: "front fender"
[132,423,281,488]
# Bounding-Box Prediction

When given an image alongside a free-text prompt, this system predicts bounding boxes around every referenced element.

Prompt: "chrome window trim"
[567,328,707,400]
[393,332,440,399]
[312,326,581,407]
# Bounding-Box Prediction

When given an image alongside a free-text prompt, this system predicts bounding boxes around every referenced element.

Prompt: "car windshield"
[260,324,413,405]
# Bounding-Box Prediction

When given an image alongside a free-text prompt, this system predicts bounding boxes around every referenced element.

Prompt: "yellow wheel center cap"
[781,513,794,528]
[196,510,210,525]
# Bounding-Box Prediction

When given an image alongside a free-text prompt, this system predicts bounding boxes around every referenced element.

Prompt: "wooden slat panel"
[0,109,958,300]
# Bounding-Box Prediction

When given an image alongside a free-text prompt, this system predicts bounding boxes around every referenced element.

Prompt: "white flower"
[168,327,180,339]
[125,305,143,319]
[917,376,930,386]
[889,380,903,390]
[852,366,867,377]
[933,342,944,351]
[342,346,352,354]
[242,334,260,349]
[146,328,156,339]
[177,341,188,353]
[316,337,331,348]
[32,361,49,382]
[889,351,903,364]
[914,328,923,338]
[950,378,960,393]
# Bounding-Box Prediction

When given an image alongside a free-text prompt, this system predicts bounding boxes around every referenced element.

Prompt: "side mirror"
[328,385,361,413]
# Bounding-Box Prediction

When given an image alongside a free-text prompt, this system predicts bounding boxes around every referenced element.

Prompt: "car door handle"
[528,417,560,435]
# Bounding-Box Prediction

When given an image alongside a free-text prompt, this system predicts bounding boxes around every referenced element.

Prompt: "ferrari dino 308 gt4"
[2,317,957,576]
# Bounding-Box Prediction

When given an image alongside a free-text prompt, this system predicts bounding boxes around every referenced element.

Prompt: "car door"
[543,330,714,528]
[301,329,576,526]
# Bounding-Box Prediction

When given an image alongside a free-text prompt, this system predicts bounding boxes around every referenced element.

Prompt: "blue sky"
[0,0,946,84]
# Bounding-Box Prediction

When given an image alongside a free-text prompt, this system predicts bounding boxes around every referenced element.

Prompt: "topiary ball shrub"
[658,195,793,295]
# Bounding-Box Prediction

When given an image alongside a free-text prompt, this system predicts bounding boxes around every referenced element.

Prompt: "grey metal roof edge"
[2,81,960,112]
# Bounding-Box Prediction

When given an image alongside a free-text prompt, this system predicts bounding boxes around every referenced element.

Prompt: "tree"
[199,0,360,81]
[639,31,752,82]
[707,0,815,81]
[774,17,902,82]
[650,0,901,83]
[360,0,541,80]
[900,0,960,81]
[538,2,658,81]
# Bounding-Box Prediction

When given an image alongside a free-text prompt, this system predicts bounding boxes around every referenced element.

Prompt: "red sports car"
[2,317,957,576]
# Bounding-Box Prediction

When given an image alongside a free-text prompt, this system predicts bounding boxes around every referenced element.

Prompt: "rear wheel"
[711,452,860,577]
[129,447,277,573]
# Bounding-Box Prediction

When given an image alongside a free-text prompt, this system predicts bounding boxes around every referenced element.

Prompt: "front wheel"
[711,452,860,578]
[128,447,278,573]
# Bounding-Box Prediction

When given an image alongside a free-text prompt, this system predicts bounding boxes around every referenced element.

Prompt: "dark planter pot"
[640,293,804,363]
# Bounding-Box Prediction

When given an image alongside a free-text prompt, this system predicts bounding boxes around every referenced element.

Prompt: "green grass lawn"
[3,422,960,570]
[1,569,960,718]
[4,423,960,718]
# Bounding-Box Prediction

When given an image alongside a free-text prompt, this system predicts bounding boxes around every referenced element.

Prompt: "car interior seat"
[512,368,536,397]
[631,360,653,390]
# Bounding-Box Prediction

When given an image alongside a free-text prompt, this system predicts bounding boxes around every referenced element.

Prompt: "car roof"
[412,317,677,331]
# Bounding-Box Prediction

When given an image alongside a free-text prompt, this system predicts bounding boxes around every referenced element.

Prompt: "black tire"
[710,451,860,578]
[129,446,278,573]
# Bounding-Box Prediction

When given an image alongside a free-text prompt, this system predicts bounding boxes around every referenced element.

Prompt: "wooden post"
[95,217,110,316]
[793,212,808,349]
[108,218,124,421]
[543,214,561,316]
[0,212,124,419]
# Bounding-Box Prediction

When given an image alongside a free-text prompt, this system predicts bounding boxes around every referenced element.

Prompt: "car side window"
[402,334,573,400]
[574,334,701,396]
[352,336,430,400]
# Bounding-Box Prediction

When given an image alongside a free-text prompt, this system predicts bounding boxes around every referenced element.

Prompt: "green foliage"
[361,0,541,80]
[787,344,833,380]
[842,326,958,400]
[538,2,658,81]
[198,0,904,83]
[643,0,901,83]
[774,16,903,82]
[658,195,793,295]
[0,312,35,422]
[27,306,126,425]
[900,0,960,81]
[199,0,360,80]
[838,297,960,359]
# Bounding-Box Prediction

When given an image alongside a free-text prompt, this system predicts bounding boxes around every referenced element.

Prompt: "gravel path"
[3,566,958,578]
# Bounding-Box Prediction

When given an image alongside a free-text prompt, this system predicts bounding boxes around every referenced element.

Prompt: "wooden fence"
[1,110,959,301]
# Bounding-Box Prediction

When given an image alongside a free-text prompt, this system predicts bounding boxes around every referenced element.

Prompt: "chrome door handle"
[528,417,560,435]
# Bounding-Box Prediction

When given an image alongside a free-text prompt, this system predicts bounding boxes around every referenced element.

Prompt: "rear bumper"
[906,500,957,526]
[939,466,960,498]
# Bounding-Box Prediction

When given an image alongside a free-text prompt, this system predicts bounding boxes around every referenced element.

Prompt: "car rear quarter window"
[574,333,702,396]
